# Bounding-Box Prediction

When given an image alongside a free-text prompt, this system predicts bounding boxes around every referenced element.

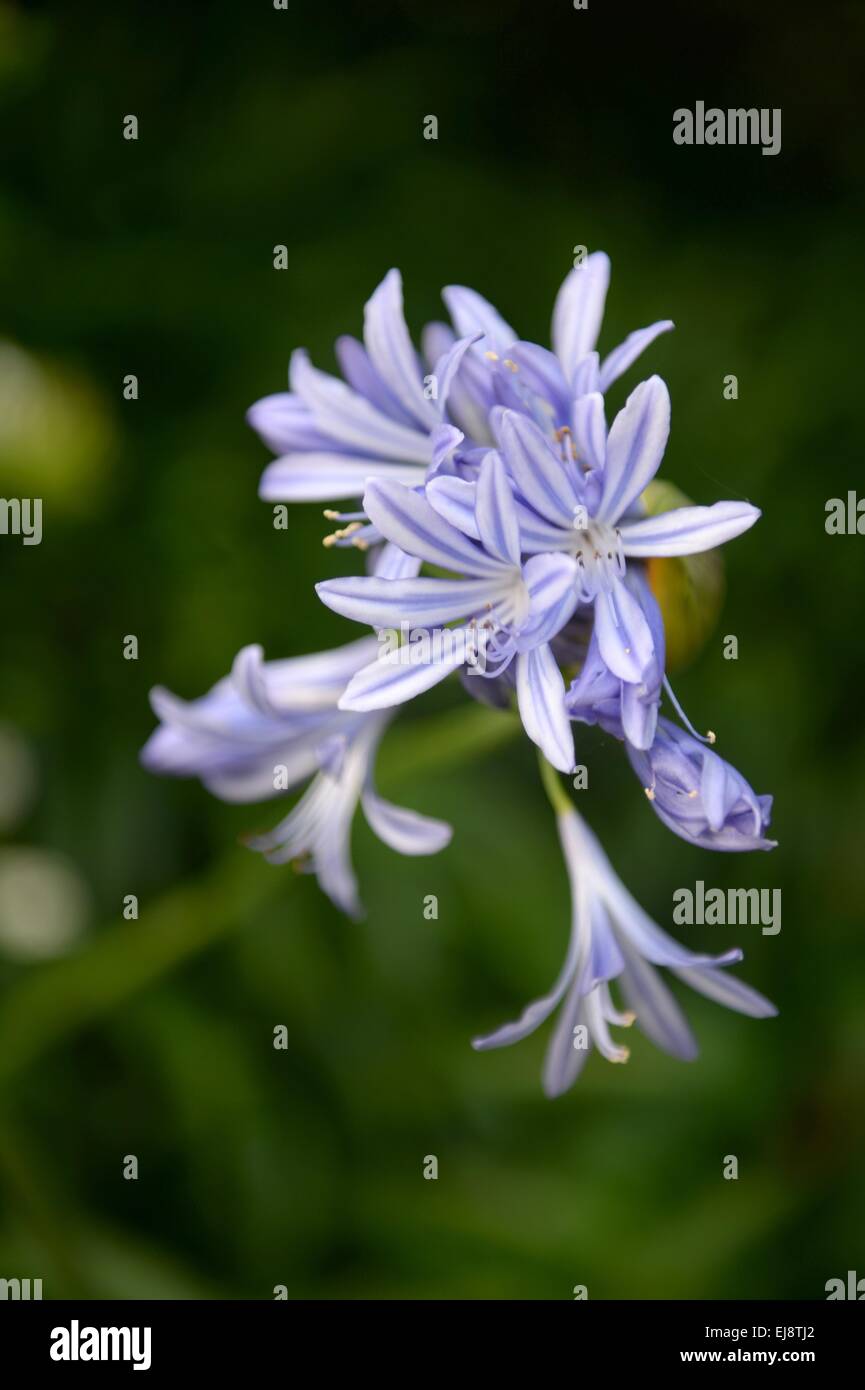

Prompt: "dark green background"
[0,0,863,1298]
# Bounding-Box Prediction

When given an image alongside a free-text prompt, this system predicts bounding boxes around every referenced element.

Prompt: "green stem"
[537,751,574,818]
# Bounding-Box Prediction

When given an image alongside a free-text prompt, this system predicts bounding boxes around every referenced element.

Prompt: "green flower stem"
[537,751,575,819]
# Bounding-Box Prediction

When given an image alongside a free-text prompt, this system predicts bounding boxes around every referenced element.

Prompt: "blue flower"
[627,717,776,852]
[246,254,673,533]
[473,804,776,1095]
[140,638,452,917]
[144,254,778,1099]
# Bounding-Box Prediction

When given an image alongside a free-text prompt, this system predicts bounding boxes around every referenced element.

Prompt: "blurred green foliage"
[0,0,864,1299]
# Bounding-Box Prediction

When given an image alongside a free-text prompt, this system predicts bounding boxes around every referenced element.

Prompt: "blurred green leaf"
[0,703,519,1091]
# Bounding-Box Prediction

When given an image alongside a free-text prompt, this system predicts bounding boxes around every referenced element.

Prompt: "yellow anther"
[706,729,717,744]
[502,358,518,372]
[484,350,499,362]
[644,786,655,801]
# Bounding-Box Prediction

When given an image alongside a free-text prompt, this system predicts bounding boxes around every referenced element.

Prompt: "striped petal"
[497,409,578,527]
[596,375,671,524]
[475,452,521,565]
[571,390,607,471]
[338,644,464,711]
[516,645,575,773]
[674,965,778,1018]
[363,269,439,429]
[361,789,452,854]
[620,501,760,557]
[552,252,611,381]
[259,453,425,502]
[363,478,507,577]
[335,334,418,426]
[594,576,657,684]
[316,575,497,629]
[616,936,699,1060]
[426,475,480,538]
[290,349,430,464]
[599,320,674,392]
[518,553,580,648]
[246,393,335,454]
[442,284,517,353]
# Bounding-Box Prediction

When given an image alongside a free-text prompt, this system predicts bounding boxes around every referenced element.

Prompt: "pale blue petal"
[506,341,570,417]
[290,348,431,464]
[363,269,439,429]
[246,393,335,454]
[498,409,578,526]
[620,501,761,557]
[700,747,745,832]
[551,252,611,380]
[621,678,658,750]
[518,553,580,648]
[571,390,607,471]
[594,576,657,683]
[426,475,480,537]
[432,332,483,420]
[370,542,423,580]
[363,478,507,576]
[599,320,674,392]
[516,646,575,773]
[361,789,453,854]
[231,644,279,717]
[542,982,592,1097]
[513,498,574,554]
[616,938,699,1060]
[674,965,778,1018]
[442,284,517,352]
[572,350,600,398]
[316,575,495,629]
[474,452,521,565]
[335,334,419,426]
[339,645,464,710]
[427,422,465,480]
[596,375,671,524]
[262,643,386,706]
[259,453,426,502]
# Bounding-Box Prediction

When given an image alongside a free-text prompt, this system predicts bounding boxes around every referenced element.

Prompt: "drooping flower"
[140,638,452,917]
[316,454,580,771]
[627,717,776,852]
[473,799,776,1096]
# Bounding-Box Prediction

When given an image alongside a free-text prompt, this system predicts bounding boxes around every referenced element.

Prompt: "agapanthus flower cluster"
[143,253,777,1095]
